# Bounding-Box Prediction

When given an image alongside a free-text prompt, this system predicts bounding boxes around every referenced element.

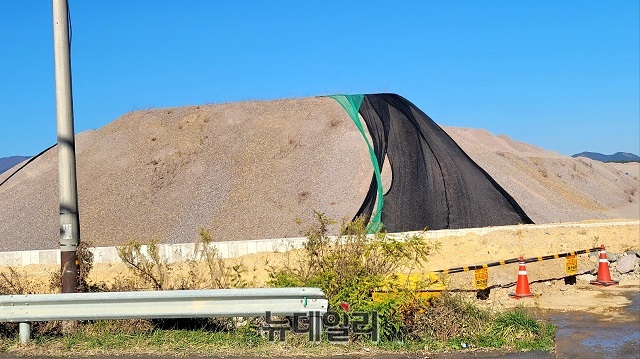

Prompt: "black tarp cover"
[331,93,533,232]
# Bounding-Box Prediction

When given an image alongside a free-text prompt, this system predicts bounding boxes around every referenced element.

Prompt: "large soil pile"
[445,127,639,222]
[0,97,373,251]
[0,96,638,251]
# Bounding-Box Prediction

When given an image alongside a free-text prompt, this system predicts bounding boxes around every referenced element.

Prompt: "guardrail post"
[19,322,30,344]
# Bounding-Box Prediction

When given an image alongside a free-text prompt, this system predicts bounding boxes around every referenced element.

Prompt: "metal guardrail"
[0,287,328,343]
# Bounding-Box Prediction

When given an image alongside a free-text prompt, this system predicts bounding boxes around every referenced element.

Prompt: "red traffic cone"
[590,244,619,286]
[508,257,535,299]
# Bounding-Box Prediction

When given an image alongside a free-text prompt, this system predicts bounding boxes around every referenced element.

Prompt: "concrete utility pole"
[53,0,79,293]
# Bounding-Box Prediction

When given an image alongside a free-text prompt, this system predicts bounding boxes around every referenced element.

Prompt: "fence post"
[19,322,30,344]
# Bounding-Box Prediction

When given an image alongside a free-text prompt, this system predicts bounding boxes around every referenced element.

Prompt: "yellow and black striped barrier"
[372,247,602,300]
[433,247,600,275]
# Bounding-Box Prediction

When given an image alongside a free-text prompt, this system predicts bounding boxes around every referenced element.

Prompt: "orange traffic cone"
[508,257,535,299]
[590,244,619,286]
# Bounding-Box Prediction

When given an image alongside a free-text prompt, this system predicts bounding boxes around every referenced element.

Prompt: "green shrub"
[116,229,251,291]
[267,213,555,349]
[117,240,169,290]
[406,292,489,342]
[491,308,555,350]
[268,212,436,341]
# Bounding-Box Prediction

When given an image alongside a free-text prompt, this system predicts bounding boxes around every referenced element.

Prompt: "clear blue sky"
[1,1,638,158]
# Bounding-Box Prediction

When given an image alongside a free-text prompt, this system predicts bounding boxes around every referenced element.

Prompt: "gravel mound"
[0,97,637,251]
[0,97,370,250]
[444,127,639,223]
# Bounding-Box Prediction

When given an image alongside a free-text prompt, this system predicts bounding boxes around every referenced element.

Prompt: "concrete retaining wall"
[1,221,636,267]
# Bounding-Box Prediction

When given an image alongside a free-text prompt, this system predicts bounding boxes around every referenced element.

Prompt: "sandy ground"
[611,162,640,179]
[6,220,638,315]
[607,162,640,218]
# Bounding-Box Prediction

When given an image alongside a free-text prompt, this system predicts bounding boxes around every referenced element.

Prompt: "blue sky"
[0,1,638,158]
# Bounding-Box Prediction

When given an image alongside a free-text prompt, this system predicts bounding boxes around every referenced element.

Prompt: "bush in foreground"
[268,213,554,349]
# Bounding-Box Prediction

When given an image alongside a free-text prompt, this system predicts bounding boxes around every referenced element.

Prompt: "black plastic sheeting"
[354,93,533,231]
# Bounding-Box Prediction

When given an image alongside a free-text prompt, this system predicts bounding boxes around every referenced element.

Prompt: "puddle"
[626,289,640,314]
[544,291,640,359]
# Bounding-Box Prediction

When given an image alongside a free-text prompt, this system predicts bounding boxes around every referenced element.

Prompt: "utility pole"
[53,0,79,293]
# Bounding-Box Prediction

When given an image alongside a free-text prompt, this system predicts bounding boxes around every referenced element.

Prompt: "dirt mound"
[0,97,371,250]
[445,127,639,223]
[0,97,637,251]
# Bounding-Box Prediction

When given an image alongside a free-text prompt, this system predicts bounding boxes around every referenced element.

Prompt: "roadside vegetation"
[0,213,555,356]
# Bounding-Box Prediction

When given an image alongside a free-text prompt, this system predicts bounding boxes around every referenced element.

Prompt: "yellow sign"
[372,272,448,303]
[474,267,489,289]
[565,255,578,275]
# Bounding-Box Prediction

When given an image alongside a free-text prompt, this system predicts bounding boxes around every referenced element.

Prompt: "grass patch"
[1,324,390,357]
[491,309,555,351]
[400,293,555,352]
[0,303,553,356]
[62,327,261,353]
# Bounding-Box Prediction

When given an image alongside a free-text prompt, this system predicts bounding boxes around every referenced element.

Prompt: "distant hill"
[0,156,30,174]
[571,152,640,163]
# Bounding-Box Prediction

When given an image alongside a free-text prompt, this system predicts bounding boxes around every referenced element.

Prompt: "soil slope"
[445,127,639,223]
